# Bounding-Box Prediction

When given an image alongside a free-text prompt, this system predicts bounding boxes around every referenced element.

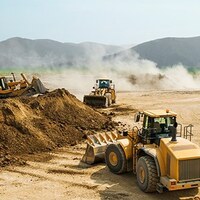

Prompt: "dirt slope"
[0,91,200,200]
[0,89,111,166]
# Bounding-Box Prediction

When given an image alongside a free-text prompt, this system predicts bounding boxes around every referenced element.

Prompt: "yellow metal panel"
[159,139,178,179]
[144,109,177,117]
[156,148,166,176]
[111,89,116,102]
[160,176,200,191]
[161,138,200,159]
[159,137,200,181]
[118,138,133,160]
[170,156,178,180]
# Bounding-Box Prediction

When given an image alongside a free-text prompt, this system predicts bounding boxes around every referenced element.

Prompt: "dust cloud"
[6,49,200,100]
[36,50,200,100]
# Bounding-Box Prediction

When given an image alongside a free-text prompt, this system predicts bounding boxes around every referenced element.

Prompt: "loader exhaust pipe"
[169,122,178,142]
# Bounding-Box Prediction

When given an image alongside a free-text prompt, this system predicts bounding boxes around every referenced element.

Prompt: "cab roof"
[97,79,111,81]
[143,109,177,117]
[0,76,13,79]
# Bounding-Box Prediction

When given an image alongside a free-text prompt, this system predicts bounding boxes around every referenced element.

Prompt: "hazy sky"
[1,0,200,45]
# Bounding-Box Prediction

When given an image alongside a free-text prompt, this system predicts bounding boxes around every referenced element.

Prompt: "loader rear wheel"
[105,143,127,174]
[136,156,159,192]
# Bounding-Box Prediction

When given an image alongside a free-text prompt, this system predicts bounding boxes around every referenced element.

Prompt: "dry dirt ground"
[1,90,200,200]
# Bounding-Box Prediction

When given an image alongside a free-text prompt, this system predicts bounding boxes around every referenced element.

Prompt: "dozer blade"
[83,95,106,107]
[31,77,48,94]
[82,131,119,164]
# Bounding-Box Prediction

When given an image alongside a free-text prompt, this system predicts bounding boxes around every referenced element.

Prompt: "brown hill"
[0,89,111,166]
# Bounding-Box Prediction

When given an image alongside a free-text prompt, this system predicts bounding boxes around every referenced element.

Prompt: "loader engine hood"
[160,137,200,160]
[160,137,200,182]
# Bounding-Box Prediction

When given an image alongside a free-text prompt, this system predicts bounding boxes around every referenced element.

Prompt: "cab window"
[99,80,110,88]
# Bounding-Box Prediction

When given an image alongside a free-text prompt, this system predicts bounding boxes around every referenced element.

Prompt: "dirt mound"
[0,89,111,166]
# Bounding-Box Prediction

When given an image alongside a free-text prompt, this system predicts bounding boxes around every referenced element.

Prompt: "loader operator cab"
[97,79,110,88]
[135,109,177,145]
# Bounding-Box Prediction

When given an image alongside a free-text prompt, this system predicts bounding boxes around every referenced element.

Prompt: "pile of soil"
[0,89,112,166]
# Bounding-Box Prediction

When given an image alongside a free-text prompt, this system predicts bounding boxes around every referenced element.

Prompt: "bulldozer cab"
[0,76,12,90]
[0,75,25,91]
[136,110,177,144]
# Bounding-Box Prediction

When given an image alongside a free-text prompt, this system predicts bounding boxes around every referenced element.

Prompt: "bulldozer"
[0,73,47,98]
[82,109,200,193]
[83,79,116,107]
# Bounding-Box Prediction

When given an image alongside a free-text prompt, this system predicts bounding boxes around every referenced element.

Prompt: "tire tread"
[105,143,127,174]
[137,156,159,192]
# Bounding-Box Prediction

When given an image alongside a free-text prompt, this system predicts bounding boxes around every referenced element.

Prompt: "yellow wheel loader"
[0,73,47,98]
[83,79,116,107]
[82,109,200,193]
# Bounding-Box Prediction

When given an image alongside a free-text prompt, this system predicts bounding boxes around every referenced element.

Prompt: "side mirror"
[134,113,140,122]
[96,80,98,83]
[110,80,112,83]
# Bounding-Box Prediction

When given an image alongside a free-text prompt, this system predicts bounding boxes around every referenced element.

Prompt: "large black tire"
[136,156,159,192]
[105,143,127,174]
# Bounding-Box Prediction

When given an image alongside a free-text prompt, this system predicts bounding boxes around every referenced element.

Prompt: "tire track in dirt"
[1,91,200,200]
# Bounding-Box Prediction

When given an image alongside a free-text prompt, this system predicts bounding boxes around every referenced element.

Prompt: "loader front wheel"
[105,144,127,174]
[136,156,159,192]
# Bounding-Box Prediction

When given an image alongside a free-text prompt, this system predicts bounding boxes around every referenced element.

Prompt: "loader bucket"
[82,131,119,164]
[83,95,107,107]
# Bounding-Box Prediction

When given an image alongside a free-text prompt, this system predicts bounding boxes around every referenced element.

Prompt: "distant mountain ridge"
[0,37,124,68]
[106,36,200,68]
[1,36,200,69]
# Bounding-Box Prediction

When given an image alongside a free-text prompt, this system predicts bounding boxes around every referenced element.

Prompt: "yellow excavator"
[83,79,116,107]
[82,109,200,193]
[0,73,47,98]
